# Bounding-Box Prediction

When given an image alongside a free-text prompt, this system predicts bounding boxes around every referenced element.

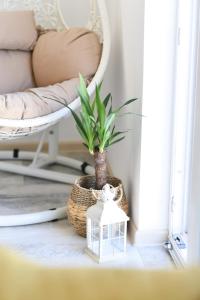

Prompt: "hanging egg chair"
[0,0,110,226]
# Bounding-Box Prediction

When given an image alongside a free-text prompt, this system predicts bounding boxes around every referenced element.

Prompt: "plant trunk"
[94,151,107,190]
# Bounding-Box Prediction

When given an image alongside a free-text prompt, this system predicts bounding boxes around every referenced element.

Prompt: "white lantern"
[85,184,129,263]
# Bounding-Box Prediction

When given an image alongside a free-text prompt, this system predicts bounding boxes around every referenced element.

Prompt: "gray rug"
[0,161,81,215]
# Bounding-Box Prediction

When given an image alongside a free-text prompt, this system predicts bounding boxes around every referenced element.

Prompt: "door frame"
[169,0,200,266]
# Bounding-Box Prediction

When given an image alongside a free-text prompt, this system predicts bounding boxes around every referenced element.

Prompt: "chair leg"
[0,151,94,183]
[48,124,59,161]
[0,160,79,184]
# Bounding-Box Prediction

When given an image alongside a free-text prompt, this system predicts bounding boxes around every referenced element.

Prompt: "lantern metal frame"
[85,186,129,263]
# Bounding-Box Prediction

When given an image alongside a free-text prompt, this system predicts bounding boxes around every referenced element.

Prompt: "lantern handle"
[115,186,123,204]
[91,184,116,201]
[91,185,123,203]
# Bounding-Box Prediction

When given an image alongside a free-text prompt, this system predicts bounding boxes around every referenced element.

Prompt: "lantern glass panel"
[102,225,108,239]
[87,218,92,248]
[90,221,100,256]
[101,222,125,258]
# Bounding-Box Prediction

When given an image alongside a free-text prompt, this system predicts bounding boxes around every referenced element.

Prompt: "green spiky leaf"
[109,136,126,146]
[103,93,112,108]
[43,75,139,154]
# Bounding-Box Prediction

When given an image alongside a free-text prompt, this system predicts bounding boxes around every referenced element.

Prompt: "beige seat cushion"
[0,50,35,94]
[32,28,101,87]
[0,11,38,51]
[0,77,79,120]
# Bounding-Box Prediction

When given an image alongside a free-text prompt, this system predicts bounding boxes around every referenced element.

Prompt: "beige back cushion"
[32,28,102,87]
[0,11,38,51]
[0,50,35,94]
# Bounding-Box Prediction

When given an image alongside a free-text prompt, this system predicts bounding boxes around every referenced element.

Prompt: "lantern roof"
[87,199,129,225]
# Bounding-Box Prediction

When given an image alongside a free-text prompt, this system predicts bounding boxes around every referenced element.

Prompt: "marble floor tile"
[0,218,174,269]
[137,245,174,269]
[0,220,144,268]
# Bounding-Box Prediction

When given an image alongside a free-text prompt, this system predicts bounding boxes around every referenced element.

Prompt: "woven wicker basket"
[67,175,128,237]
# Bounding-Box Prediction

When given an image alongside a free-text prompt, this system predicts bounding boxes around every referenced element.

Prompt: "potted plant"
[47,74,137,236]
[64,75,137,236]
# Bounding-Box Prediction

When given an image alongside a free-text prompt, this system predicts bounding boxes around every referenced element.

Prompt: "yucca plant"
[68,75,137,190]
[46,74,137,190]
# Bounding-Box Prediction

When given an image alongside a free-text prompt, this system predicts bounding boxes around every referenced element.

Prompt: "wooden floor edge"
[0,141,87,153]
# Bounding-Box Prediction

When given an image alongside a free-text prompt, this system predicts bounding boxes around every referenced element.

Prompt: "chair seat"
[0,77,79,135]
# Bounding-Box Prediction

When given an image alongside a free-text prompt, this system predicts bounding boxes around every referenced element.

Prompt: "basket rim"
[74,175,123,192]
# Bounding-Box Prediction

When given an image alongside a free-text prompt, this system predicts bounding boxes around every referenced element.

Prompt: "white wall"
[134,0,177,244]
[106,0,177,244]
[115,0,144,233]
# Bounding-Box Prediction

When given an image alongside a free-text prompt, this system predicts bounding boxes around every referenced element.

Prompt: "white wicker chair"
[0,0,111,226]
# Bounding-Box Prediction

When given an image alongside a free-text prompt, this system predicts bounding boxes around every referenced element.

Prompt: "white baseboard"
[129,221,169,246]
